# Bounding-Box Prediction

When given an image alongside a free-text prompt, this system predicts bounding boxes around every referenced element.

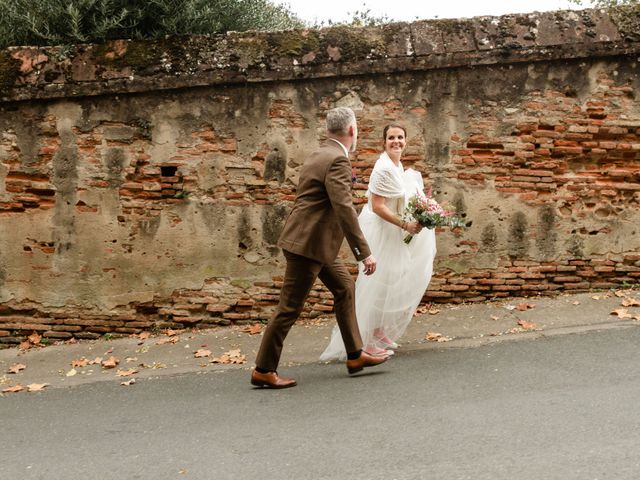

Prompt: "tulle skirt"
[320,205,436,361]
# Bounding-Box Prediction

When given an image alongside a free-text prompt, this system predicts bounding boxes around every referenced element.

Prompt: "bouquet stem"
[403,234,413,244]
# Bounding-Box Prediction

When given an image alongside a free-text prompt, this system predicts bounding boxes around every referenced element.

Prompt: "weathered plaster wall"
[1,8,639,344]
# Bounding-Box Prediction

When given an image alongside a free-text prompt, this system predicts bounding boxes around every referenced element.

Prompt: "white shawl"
[367,152,405,199]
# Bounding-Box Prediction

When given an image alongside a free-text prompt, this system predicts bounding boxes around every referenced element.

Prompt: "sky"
[277,0,590,24]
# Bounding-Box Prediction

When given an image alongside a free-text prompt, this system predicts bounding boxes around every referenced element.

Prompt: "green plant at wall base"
[0,0,303,49]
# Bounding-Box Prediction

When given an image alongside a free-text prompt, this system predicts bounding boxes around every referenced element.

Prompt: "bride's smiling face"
[384,127,406,158]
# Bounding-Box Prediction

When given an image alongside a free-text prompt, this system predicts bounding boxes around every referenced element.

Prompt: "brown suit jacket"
[277,140,371,265]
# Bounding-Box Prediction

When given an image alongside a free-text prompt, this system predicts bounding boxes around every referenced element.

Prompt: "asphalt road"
[2,326,640,480]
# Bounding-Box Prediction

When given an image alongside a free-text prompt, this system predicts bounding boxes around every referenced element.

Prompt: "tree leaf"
[518,319,538,330]
[71,358,89,368]
[194,349,211,358]
[516,303,535,311]
[156,336,179,345]
[210,349,246,364]
[621,298,640,307]
[2,384,24,393]
[101,356,120,369]
[611,308,633,319]
[26,383,48,392]
[425,332,451,342]
[66,368,77,377]
[19,340,32,351]
[8,363,26,374]
[490,315,500,321]
[121,379,136,386]
[241,324,262,335]
[116,368,138,377]
[28,331,41,345]
[138,332,151,340]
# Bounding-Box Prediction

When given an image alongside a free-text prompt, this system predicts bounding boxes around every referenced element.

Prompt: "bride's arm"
[371,193,422,235]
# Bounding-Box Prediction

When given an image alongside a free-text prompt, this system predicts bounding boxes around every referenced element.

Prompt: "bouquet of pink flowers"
[403,188,467,244]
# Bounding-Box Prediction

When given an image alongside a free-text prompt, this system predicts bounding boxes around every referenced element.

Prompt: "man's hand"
[362,255,377,276]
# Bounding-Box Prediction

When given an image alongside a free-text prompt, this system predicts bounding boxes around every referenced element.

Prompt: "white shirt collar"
[328,138,349,157]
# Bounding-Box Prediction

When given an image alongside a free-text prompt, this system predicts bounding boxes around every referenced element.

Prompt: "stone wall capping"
[1,7,638,103]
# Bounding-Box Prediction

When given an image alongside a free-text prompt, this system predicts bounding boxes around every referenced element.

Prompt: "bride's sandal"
[364,345,394,356]
[374,334,398,349]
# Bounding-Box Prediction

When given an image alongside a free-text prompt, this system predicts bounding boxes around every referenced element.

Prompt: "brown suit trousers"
[255,140,370,371]
[255,250,363,372]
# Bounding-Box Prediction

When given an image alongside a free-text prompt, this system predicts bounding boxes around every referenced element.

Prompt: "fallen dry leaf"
[611,308,633,319]
[27,383,48,392]
[28,332,42,345]
[490,315,500,321]
[242,324,263,335]
[156,336,179,345]
[125,357,138,363]
[428,308,441,315]
[414,305,429,315]
[101,356,120,369]
[516,303,536,311]
[210,349,247,364]
[116,368,138,377]
[105,347,114,354]
[572,301,581,306]
[425,332,451,342]
[614,290,627,298]
[66,368,77,377]
[121,378,136,386]
[71,358,89,368]
[19,340,32,351]
[89,357,102,365]
[194,349,212,358]
[164,329,180,336]
[621,298,640,307]
[2,384,25,393]
[518,319,538,331]
[138,332,151,340]
[8,364,26,374]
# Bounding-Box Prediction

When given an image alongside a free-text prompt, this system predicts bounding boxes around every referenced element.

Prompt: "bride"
[320,123,437,360]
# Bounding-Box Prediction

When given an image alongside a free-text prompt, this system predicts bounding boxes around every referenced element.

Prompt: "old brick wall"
[1,9,639,344]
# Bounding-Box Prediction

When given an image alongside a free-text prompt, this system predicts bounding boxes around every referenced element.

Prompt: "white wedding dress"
[320,152,437,361]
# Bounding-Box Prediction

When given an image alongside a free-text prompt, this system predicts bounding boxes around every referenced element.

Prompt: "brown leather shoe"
[251,369,297,389]
[346,351,389,375]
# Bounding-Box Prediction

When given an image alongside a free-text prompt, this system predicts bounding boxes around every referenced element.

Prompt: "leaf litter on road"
[101,356,120,369]
[8,364,26,374]
[516,303,536,311]
[26,383,48,392]
[517,319,538,331]
[425,332,452,342]
[241,324,263,335]
[2,384,25,393]
[210,349,246,364]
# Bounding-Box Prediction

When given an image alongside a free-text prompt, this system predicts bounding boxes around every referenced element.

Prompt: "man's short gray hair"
[326,107,356,135]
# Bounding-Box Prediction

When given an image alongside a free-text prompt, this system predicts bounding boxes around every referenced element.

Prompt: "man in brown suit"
[251,107,388,389]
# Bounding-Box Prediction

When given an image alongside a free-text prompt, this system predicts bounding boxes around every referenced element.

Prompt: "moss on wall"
[0,51,20,95]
